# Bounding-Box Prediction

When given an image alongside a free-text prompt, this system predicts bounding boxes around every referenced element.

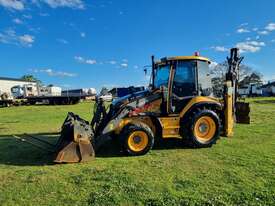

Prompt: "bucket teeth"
[78,139,95,162]
[54,140,95,163]
[54,112,95,163]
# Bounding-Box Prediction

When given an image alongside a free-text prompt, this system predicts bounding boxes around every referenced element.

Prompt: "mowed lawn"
[0,98,275,206]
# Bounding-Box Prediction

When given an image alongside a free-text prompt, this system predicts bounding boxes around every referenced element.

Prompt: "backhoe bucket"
[235,102,250,124]
[54,112,95,163]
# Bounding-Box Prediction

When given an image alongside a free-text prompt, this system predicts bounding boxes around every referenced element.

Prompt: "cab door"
[170,60,198,113]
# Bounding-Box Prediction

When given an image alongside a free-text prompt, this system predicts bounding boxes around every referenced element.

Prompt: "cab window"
[172,61,196,97]
[154,65,170,88]
[197,61,212,96]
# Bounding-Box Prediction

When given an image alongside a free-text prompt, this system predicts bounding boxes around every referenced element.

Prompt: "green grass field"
[0,98,275,206]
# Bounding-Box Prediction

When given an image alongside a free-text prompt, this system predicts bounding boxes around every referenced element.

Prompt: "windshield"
[154,64,170,88]
[11,87,20,93]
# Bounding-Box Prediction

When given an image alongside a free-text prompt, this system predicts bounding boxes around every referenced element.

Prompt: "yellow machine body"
[52,49,247,162]
[112,95,225,140]
[16,48,247,163]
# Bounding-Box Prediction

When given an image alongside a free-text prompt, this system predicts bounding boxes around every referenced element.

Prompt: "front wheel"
[121,123,154,156]
[184,109,220,148]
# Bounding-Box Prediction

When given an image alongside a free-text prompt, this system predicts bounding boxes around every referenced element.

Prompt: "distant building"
[0,77,37,96]
[238,83,263,97]
[261,81,275,96]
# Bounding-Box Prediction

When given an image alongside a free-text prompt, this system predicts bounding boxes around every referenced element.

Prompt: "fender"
[179,96,222,118]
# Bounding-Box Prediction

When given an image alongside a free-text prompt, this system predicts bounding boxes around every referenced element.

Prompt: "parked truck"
[61,88,96,99]
[238,83,262,97]
[11,84,81,105]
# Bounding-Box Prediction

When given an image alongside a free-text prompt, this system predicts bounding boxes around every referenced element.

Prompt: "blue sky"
[0,0,275,91]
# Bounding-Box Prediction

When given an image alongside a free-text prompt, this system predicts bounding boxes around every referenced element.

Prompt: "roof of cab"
[156,56,211,64]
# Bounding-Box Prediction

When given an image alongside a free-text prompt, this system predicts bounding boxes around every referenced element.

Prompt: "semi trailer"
[11,84,81,105]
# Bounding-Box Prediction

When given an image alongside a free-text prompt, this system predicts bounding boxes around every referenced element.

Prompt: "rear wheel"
[184,109,220,148]
[121,123,154,156]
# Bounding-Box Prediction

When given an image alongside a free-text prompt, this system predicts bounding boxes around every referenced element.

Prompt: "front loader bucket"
[235,102,250,124]
[54,112,95,163]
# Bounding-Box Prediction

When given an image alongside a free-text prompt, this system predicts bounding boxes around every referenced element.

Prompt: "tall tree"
[21,75,42,84]
[210,61,253,81]
[210,62,262,97]
[100,87,109,95]
[239,72,263,87]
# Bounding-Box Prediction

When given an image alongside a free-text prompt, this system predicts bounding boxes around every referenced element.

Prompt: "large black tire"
[120,123,154,156]
[183,109,220,148]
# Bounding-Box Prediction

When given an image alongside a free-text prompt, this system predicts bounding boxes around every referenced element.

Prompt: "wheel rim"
[128,131,149,152]
[194,116,216,143]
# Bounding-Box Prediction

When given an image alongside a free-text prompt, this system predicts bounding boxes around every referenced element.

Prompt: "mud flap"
[54,112,95,163]
[235,102,250,124]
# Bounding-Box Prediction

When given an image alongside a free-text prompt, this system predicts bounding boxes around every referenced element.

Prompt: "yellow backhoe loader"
[15,48,250,163]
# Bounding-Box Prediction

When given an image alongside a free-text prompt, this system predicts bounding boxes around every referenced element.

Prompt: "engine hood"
[112,89,150,107]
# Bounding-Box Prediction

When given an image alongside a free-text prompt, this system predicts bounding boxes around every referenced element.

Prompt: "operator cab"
[152,54,213,113]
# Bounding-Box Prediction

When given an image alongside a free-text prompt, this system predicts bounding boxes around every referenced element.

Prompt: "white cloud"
[249,41,265,46]
[239,23,248,27]
[0,0,85,10]
[86,59,96,64]
[74,56,84,62]
[74,56,96,65]
[108,60,117,65]
[56,38,68,44]
[212,46,229,52]
[271,39,275,43]
[0,29,34,47]
[236,41,265,53]
[13,18,23,24]
[75,56,130,68]
[246,37,251,41]
[133,65,139,69]
[0,29,16,44]
[255,35,260,40]
[23,14,32,19]
[252,27,258,31]
[258,30,269,35]
[0,0,24,10]
[265,23,275,31]
[237,28,250,33]
[28,27,41,33]
[19,34,35,47]
[42,0,84,9]
[80,32,86,38]
[120,63,128,68]
[33,68,77,77]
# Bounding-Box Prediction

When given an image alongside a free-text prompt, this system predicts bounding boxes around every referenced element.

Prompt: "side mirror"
[144,68,147,75]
